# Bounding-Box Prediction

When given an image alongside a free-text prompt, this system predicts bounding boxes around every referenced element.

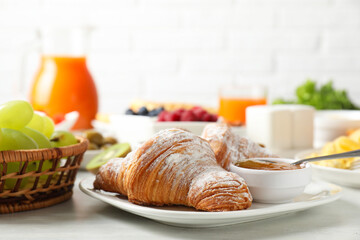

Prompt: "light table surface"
[1,171,359,240]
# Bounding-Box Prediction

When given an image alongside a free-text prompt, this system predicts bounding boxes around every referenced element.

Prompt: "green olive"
[88,142,100,150]
[83,130,104,146]
[103,136,118,145]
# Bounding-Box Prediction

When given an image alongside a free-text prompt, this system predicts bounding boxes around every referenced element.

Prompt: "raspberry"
[167,112,181,121]
[202,113,212,122]
[211,114,218,122]
[192,106,202,111]
[180,110,197,121]
[192,108,207,121]
[174,108,186,115]
[157,111,168,121]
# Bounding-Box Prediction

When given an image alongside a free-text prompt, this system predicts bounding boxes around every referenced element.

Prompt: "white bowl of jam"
[230,158,311,204]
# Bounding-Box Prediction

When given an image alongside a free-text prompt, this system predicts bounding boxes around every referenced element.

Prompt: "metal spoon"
[292,149,360,166]
[349,159,360,170]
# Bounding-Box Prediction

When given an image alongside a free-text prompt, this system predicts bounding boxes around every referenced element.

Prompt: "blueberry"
[137,106,149,116]
[125,109,136,115]
[154,107,165,114]
[148,107,164,117]
[156,107,165,113]
[148,110,158,117]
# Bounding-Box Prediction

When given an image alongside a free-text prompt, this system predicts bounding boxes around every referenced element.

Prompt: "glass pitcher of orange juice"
[219,85,267,126]
[29,27,98,130]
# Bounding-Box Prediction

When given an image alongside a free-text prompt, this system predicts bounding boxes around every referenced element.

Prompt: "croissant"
[202,123,276,170]
[94,128,252,212]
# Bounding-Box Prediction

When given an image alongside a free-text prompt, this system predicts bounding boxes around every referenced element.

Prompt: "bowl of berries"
[109,103,219,143]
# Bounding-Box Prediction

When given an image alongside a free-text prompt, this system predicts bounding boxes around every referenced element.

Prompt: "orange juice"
[30,56,98,130]
[219,97,267,125]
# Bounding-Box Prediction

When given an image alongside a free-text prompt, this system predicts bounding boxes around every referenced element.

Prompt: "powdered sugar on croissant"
[94,128,252,212]
[202,123,276,170]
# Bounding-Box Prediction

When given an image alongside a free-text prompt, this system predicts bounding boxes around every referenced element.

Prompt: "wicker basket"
[0,137,88,214]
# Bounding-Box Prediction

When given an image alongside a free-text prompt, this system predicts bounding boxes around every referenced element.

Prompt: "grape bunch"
[0,100,77,189]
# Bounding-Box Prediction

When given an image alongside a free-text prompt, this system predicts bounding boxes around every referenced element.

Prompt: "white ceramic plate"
[296,149,360,188]
[79,176,342,228]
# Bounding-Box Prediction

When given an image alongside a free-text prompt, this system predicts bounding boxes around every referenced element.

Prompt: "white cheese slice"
[246,106,292,150]
[246,105,314,150]
[291,105,314,148]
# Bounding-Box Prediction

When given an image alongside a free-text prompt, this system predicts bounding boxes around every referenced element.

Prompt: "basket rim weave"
[0,137,88,163]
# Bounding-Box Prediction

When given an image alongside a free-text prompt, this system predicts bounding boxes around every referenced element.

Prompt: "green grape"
[50,130,77,147]
[37,158,56,181]
[27,113,56,138]
[26,113,45,134]
[0,100,34,129]
[42,116,55,138]
[4,161,37,189]
[19,127,56,181]
[0,128,38,189]
[0,128,38,151]
[19,127,51,149]
[47,130,77,180]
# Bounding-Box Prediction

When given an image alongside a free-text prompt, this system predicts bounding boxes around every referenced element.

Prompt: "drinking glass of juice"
[219,85,267,126]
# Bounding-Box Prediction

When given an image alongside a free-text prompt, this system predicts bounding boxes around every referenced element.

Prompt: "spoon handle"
[292,149,360,165]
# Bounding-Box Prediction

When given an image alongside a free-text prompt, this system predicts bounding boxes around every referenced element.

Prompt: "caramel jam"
[235,160,303,171]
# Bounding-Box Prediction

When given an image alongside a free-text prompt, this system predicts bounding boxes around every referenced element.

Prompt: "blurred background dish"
[314,110,360,148]
[75,129,132,170]
[296,149,360,188]
[106,114,246,143]
[294,127,360,187]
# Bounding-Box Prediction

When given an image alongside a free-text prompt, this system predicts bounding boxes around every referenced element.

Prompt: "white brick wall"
[181,53,273,73]
[228,30,319,51]
[133,29,224,51]
[0,0,360,113]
